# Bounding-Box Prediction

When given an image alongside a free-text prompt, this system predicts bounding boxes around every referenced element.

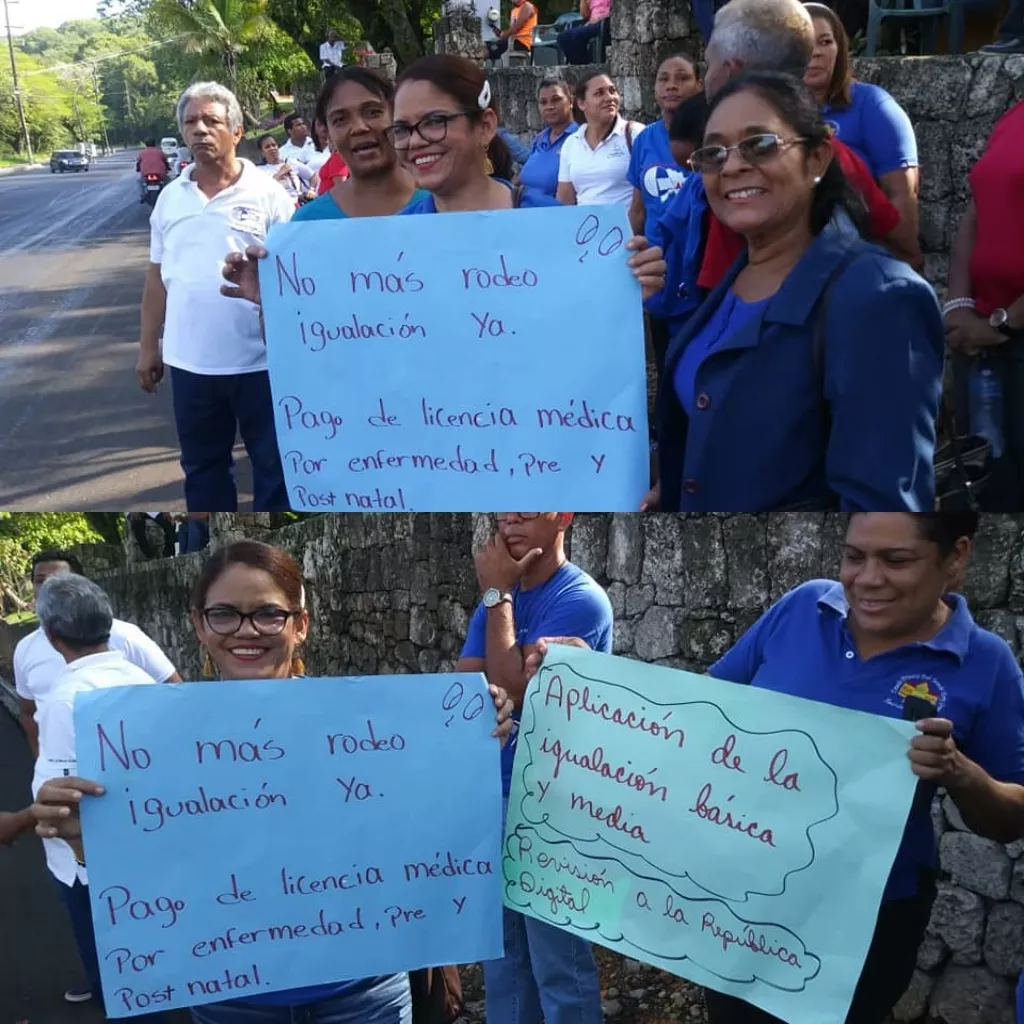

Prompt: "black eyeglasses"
[385,111,472,149]
[202,605,301,636]
[688,133,805,174]
[496,513,541,521]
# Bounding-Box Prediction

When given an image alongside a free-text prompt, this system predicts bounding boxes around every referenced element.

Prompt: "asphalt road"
[0,153,251,512]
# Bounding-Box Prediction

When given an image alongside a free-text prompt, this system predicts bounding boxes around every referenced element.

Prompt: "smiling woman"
[702,511,1024,1024]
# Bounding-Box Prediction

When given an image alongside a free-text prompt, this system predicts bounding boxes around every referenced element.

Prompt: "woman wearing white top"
[257,133,316,202]
[556,71,646,207]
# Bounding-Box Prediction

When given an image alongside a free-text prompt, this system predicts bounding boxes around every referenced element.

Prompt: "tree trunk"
[377,0,425,64]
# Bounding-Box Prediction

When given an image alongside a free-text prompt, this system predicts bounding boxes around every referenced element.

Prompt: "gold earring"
[202,649,215,679]
[483,154,494,176]
[290,653,306,677]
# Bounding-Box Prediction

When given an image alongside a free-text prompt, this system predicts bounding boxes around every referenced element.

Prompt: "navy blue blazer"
[655,217,944,512]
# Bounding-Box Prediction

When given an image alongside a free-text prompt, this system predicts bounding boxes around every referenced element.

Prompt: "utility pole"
[91,63,111,154]
[2,0,33,163]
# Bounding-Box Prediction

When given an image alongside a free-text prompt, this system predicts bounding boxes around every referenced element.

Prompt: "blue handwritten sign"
[74,674,504,1018]
[259,206,649,512]
[504,647,918,1024]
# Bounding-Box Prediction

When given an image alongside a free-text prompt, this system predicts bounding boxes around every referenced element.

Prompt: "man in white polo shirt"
[15,549,181,758]
[319,28,346,77]
[31,574,161,1013]
[137,81,295,513]
[278,112,317,165]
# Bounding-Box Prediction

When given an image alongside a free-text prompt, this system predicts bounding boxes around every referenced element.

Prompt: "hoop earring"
[202,649,215,679]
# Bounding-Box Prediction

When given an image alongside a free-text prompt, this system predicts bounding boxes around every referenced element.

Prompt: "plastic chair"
[864,0,962,55]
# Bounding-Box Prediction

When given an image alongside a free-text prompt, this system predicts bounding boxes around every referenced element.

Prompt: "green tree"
[146,0,275,91]
[0,513,102,612]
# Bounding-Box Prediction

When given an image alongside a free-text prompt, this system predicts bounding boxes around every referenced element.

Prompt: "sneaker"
[980,36,1024,53]
[64,987,93,1003]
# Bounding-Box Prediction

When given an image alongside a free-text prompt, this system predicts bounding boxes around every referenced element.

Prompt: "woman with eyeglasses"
[644,71,943,513]
[30,540,515,1024]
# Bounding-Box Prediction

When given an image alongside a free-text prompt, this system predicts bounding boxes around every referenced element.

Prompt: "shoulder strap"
[511,184,526,209]
[625,121,633,153]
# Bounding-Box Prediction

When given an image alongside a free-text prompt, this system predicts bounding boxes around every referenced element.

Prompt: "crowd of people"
[134,0,1023,518]
[5,512,1024,1024]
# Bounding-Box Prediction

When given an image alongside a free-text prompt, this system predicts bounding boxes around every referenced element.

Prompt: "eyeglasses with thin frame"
[385,111,473,150]
[688,133,806,174]
[496,513,541,521]
[202,605,301,636]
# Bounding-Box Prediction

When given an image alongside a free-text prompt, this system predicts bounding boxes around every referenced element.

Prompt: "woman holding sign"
[30,540,516,1024]
[703,512,1024,1023]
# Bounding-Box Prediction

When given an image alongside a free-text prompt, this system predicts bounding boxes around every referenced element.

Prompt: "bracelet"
[942,297,975,317]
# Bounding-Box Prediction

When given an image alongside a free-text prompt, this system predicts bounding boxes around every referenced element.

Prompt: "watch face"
[483,587,500,607]
[990,309,1009,328]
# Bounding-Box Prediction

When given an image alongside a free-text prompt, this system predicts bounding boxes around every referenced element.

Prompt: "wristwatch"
[989,308,1018,338]
[482,587,512,609]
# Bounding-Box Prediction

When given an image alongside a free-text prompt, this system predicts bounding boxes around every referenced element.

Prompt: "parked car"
[50,150,90,173]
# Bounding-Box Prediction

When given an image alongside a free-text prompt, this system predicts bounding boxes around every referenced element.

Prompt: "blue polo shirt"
[823,81,918,179]
[710,579,1024,901]
[627,118,687,238]
[461,562,613,795]
[291,189,429,220]
[398,180,561,214]
[519,122,580,197]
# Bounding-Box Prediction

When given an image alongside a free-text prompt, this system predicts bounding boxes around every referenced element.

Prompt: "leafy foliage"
[0,514,103,612]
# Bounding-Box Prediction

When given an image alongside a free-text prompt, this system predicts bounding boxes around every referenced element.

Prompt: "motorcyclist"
[136,139,170,203]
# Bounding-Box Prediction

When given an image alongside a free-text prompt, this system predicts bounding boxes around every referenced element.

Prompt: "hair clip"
[478,80,492,109]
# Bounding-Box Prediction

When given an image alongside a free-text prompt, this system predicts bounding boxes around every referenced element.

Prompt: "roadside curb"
[0,676,18,718]
[0,163,45,177]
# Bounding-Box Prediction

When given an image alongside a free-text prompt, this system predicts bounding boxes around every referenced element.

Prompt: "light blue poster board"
[259,206,649,512]
[504,647,918,1023]
[74,674,504,1018]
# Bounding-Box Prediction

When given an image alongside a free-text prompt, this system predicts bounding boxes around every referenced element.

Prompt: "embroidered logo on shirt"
[885,674,946,713]
[643,164,686,201]
[228,204,267,239]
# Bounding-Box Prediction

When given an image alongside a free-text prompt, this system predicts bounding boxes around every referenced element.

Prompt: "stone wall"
[88,511,1024,1024]
[489,53,1024,284]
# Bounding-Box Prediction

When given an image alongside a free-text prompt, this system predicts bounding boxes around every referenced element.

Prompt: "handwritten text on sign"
[260,206,649,512]
[74,675,504,1018]
[504,647,917,1024]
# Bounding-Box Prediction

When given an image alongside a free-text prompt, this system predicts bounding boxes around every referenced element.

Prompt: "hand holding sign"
[505,646,918,1024]
[259,206,650,512]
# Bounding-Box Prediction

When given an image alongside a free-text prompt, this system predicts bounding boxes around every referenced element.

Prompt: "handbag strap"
[936,389,981,512]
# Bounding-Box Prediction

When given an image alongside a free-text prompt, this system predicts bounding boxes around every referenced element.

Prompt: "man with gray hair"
[137,81,295,515]
[645,0,919,336]
[30,573,161,1016]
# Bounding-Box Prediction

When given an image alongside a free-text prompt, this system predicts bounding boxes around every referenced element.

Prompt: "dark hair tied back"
[704,71,868,238]
[916,513,980,557]
[396,55,512,181]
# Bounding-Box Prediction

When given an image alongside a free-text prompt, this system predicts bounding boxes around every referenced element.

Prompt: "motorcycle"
[142,172,166,207]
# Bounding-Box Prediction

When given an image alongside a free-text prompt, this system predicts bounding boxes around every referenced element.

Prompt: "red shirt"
[137,147,169,176]
[317,152,349,195]
[696,139,902,290]
[968,99,1024,316]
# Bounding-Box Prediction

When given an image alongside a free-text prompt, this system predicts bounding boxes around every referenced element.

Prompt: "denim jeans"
[169,366,288,513]
[54,878,102,1000]
[483,799,602,1024]
[190,974,411,1024]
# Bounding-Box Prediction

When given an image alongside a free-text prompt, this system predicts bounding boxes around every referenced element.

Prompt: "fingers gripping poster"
[73,675,504,1017]
[503,647,919,1023]
[259,206,649,512]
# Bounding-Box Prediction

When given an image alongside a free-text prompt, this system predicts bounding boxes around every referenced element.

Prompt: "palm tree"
[148,0,271,90]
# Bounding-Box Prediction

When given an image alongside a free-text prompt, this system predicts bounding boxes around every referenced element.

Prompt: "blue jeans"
[169,366,288,513]
[190,975,411,1024]
[54,878,102,1000]
[483,800,602,1024]
[557,19,609,63]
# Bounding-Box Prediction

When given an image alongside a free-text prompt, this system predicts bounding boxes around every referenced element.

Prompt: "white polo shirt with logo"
[150,158,295,376]
[32,650,158,886]
[558,117,647,207]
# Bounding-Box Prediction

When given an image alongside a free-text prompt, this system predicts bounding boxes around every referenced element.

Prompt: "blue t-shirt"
[823,81,918,179]
[398,180,562,214]
[674,290,768,416]
[626,118,687,239]
[290,189,429,221]
[710,579,1024,901]
[519,122,580,198]
[461,562,614,795]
